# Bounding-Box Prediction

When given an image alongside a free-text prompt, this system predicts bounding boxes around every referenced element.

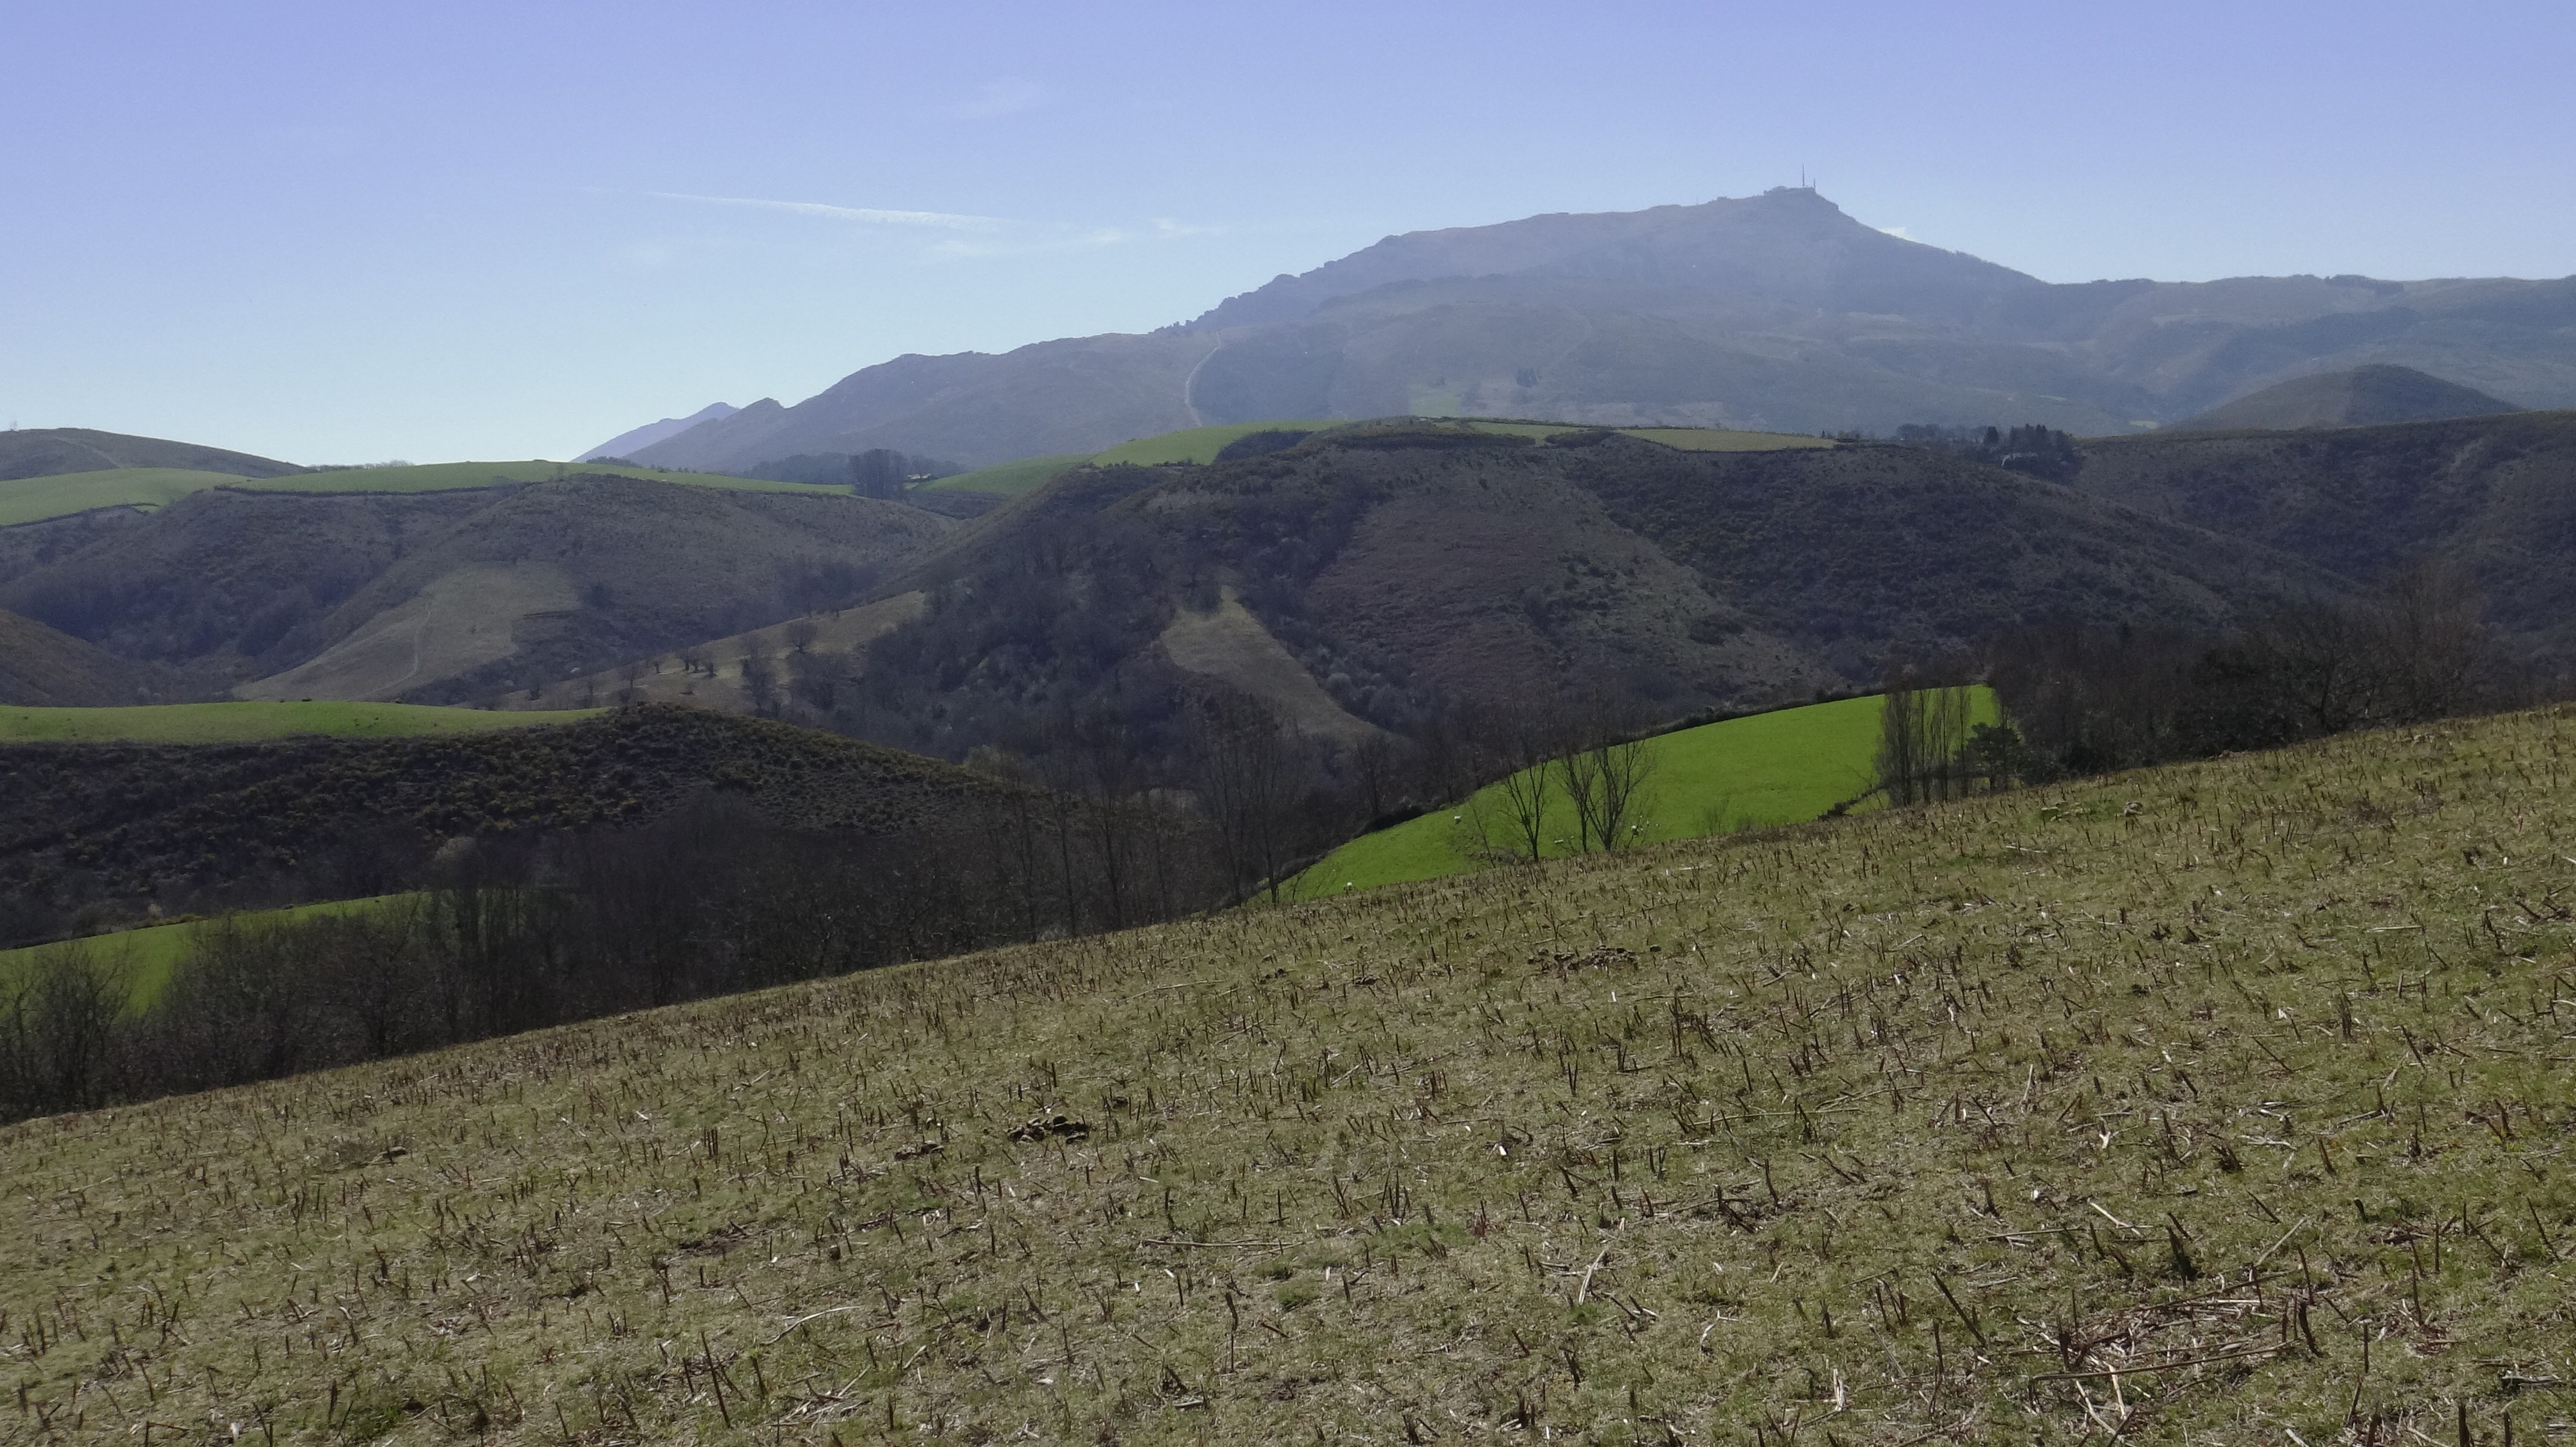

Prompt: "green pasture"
[1287,689,1995,898]
[0,895,413,1013]
[919,452,1095,497]
[0,461,848,528]
[1090,419,1340,466]
[0,699,599,744]
[922,423,1341,499]
[0,468,254,527]
[251,460,845,498]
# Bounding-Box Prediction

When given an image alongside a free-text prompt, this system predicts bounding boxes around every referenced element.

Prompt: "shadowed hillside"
[831,423,2339,763]
[2074,409,2576,653]
[0,608,166,705]
[0,704,1018,946]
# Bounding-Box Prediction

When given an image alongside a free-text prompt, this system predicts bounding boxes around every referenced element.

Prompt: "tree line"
[0,678,1615,1123]
[1873,565,2529,802]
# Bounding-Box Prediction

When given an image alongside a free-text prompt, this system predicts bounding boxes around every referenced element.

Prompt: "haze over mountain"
[576,402,738,462]
[627,189,2576,472]
[2172,363,2522,431]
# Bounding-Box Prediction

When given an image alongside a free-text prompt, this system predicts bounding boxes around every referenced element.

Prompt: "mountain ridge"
[576,401,738,461]
[631,190,2576,472]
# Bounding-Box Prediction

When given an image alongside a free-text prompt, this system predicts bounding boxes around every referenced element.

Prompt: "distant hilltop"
[2173,364,2524,431]
[577,401,738,462]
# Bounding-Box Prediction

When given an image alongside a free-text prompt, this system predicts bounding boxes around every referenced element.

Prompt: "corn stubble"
[11,709,2576,1444]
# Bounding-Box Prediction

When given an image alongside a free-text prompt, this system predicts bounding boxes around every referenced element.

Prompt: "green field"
[0,467,258,527]
[922,424,1342,499]
[1090,419,1341,467]
[10,707,2576,1440]
[0,699,599,743]
[919,451,1096,496]
[0,460,849,528]
[1289,691,1994,898]
[0,895,411,1012]
[1454,419,1838,451]
[257,460,847,498]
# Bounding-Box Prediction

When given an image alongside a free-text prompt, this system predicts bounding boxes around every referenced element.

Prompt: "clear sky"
[5,1,2571,465]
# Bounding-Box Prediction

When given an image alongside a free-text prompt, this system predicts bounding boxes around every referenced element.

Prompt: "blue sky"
[4,1,2571,463]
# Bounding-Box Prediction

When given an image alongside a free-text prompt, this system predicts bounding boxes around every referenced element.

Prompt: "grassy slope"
[920,452,1095,496]
[1291,693,1999,899]
[0,700,597,744]
[0,468,251,526]
[0,462,845,528]
[0,895,407,1011]
[1090,420,1341,466]
[257,461,845,498]
[11,710,2576,1442]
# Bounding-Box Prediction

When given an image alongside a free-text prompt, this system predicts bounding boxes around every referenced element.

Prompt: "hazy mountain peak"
[628,193,2576,475]
[1187,188,2000,332]
[577,401,739,462]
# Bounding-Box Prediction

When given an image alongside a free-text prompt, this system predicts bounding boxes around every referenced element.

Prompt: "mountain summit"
[630,192,2576,472]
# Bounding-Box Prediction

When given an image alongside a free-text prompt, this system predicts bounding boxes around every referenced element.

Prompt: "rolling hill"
[0,425,302,482]
[9,701,2572,1442]
[832,421,2341,764]
[2173,364,2523,431]
[0,457,854,530]
[2071,408,2576,652]
[627,188,2576,474]
[0,474,953,705]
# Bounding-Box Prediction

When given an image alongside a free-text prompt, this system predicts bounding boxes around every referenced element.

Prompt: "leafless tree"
[1188,692,1306,903]
[1876,679,1977,806]
[739,644,779,716]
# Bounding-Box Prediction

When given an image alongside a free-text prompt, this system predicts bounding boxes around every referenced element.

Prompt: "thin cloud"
[651,191,1009,231]
[930,218,1227,259]
[644,191,1220,259]
[941,79,1047,120]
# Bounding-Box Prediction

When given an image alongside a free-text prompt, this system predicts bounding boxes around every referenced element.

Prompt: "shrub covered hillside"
[0,704,1020,945]
[11,708,2576,1442]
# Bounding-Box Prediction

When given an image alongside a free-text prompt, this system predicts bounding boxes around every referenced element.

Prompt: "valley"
[9,172,2575,1446]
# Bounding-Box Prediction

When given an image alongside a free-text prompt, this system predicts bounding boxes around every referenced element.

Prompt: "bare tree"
[1188,692,1306,902]
[738,644,779,716]
[1470,702,1569,864]
[1876,679,1976,806]
[785,618,821,655]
